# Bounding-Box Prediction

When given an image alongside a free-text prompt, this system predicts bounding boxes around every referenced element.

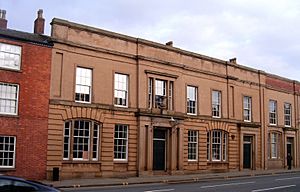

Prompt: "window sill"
[0,167,16,171]
[269,124,277,127]
[75,100,91,104]
[113,160,128,164]
[114,105,128,108]
[207,161,229,164]
[62,160,101,164]
[188,160,198,163]
[0,67,21,72]
[0,113,19,118]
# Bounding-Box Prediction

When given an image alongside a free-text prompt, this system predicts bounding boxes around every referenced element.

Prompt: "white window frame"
[63,120,100,161]
[72,120,90,161]
[207,130,227,162]
[270,132,280,159]
[114,124,128,161]
[212,90,221,118]
[0,82,19,115]
[284,103,292,127]
[63,122,71,160]
[187,86,197,115]
[269,100,277,125]
[75,67,92,103]
[114,73,128,107]
[148,78,174,110]
[0,136,16,168]
[243,96,252,122]
[0,42,21,70]
[92,123,100,161]
[188,130,198,161]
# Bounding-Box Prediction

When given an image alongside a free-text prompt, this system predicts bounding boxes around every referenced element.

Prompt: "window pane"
[0,43,21,70]
[0,136,15,168]
[63,122,71,159]
[208,130,227,162]
[243,96,252,121]
[284,103,291,127]
[0,83,18,115]
[155,80,166,96]
[187,86,197,114]
[212,91,221,117]
[73,120,90,160]
[114,124,128,160]
[75,67,92,102]
[269,100,277,125]
[114,73,128,106]
[188,130,198,160]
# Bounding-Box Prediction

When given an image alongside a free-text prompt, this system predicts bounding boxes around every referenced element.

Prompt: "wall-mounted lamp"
[169,117,179,127]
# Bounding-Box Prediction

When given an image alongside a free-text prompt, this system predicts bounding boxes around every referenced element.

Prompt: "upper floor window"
[269,100,277,125]
[207,130,228,162]
[0,43,21,70]
[0,82,19,115]
[0,136,16,168]
[212,90,221,118]
[63,120,100,161]
[75,67,92,103]
[243,96,252,122]
[284,103,291,127]
[114,124,128,161]
[114,73,128,107]
[187,86,197,115]
[148,78,173,110]
[188,130,198,161]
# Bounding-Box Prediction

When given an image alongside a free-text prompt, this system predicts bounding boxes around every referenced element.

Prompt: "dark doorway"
[153,129,166,170]
[243,136,252,169]
[287,137,293,159]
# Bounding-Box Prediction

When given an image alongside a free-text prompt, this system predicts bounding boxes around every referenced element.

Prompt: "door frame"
[243,135,254,169]
[153,128,167,171]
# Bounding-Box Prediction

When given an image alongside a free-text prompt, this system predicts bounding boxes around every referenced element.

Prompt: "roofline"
[0,29,53,47]
[51,18,300,84]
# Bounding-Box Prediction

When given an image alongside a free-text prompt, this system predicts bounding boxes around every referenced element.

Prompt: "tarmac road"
[62,172,300,192]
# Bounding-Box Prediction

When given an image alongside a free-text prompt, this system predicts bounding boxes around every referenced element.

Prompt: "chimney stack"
[0,9,8,29]
[229,57,237,64]
[166,41,173,47]
[34,9,45,34]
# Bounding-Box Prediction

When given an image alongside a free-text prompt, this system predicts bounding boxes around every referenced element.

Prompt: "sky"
[1,0,300,81]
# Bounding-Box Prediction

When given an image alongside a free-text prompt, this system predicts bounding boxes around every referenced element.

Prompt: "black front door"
[243,136,252,169]
[153,129,166,170]
[287,137,293,158]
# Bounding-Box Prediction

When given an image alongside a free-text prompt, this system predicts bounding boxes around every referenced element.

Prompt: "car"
[0,175,61,192]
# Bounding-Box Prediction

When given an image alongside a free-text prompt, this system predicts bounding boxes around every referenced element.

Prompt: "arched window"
[207,130,228,162]
[63,120,100,161]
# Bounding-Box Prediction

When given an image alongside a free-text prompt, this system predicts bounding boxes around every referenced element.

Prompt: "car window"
[12,180,38,192]
[0,178,13,192]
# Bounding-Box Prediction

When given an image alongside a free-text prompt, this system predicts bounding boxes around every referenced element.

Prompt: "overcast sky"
[1,0,300,81]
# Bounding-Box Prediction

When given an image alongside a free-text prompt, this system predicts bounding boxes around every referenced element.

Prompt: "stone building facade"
[47,18,299,179]
[0,10,52,179]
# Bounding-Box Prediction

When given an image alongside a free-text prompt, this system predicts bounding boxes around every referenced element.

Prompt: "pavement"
[43,168,300,189]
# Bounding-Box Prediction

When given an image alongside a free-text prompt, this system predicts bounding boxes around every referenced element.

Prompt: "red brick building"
[0,10,52,179]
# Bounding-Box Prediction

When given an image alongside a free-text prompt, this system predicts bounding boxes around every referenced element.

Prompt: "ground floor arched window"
[207,130,228,162]
[63,120,100,161]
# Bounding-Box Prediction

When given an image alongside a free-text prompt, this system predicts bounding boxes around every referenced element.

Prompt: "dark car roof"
[0,175,60,191]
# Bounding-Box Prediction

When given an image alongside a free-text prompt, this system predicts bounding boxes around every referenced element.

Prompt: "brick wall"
[0,39,52,179]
